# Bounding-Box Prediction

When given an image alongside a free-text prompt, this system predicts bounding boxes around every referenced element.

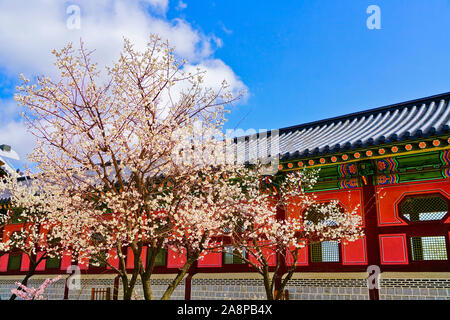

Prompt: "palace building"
[1,92,450,300]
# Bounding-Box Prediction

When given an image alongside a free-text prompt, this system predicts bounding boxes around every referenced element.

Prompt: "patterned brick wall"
[191,276,370,300]
[379,278,450,300]
[192,278,266,300]
[1,273,449,300]
[0,277,66,300]
[286,279,369,300]
[0,276,185,300]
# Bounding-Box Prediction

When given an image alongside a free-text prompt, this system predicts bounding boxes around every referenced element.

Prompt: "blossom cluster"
[10,275,62,300]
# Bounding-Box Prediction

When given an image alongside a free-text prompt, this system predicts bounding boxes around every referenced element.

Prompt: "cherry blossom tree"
[223,169,364,300]
[0,173,65,300]
[14,34,246,300]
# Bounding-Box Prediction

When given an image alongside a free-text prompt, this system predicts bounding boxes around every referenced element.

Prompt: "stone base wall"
[0,276,373,301]
[191,273,369,300]
[192,278,266,300]
[379,275,450,300]
[0,275,185,300]
[1,272,449,300]
[0,276,67,300]
[286,278,369,300]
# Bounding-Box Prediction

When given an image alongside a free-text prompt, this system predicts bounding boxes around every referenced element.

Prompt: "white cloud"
[0,0,247,169]
[184,59,247,99]
[0,1,227,74]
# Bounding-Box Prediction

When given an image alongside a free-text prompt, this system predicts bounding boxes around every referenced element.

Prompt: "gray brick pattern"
[191,278,370,300]
[0,278,65,300]
[192,278,266,300]
[379,278,450,300]
[2,275,449,300]
[286,279,369,300]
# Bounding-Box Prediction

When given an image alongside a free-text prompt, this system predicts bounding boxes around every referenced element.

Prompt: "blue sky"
[0,0,449,168]
[171,0,450,131]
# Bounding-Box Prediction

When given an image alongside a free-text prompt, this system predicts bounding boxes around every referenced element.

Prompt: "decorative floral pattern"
[440,150,450,166]
[377,174,399,185]
[338,163,357,177]
[339,178,359,189]
[376,158,397,173]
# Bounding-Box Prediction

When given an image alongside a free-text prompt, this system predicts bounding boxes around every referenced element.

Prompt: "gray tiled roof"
[236,92,450,161]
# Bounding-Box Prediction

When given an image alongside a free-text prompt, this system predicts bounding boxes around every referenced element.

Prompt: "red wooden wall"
[376,179,450,265]
[376,179,450,226]
[1,179,449,273]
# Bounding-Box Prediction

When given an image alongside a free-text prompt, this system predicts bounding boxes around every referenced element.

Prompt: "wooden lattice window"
[305,205,328,225]
[310,241,340,263]
[303,202,341,227]
[400,195,448,222]
[410,236,448,261]
[396,194,450,264]
[304,202,341,263]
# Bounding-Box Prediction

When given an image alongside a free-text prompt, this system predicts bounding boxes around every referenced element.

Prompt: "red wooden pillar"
[184,261,197,300]
[113,275,120,300]
[362,173,381,300]
[63,278,70,300]
[184,273,193,300]
[274,194,287,296]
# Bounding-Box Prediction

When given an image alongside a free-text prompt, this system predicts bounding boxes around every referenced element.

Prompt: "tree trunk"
[141,274,153,300]
[122,271,140,300]
[262,268,274,300]
[118,243,141,300]
[123,287,134,300]
[140,243,162,300]
[121,276,133,300]
[161,256,196,300]
[274,268,296,300]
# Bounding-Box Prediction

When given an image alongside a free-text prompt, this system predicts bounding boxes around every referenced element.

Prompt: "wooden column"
[274,193,287,296]
[113,275,120,300]
[184,261,197,300]
[362,173,381,300]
